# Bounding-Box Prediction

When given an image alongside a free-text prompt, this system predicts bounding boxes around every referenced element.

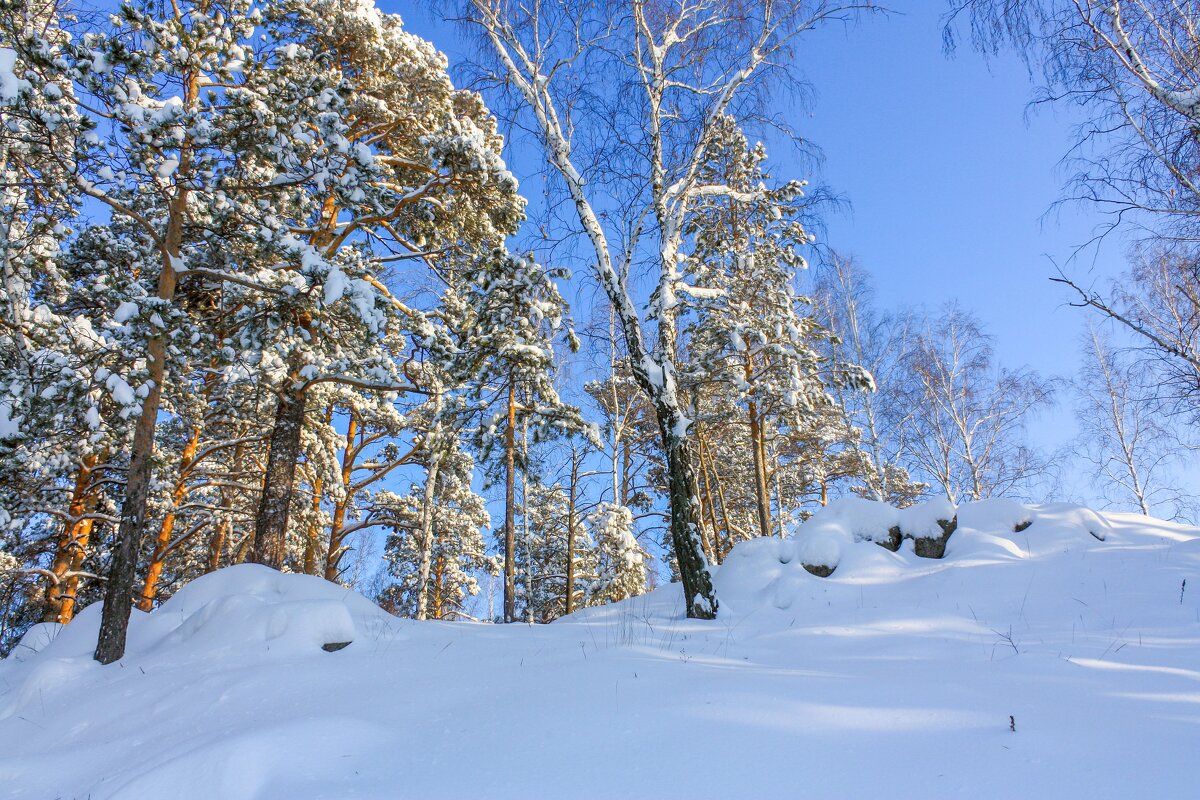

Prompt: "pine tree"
[587,502,649,606]
[379,440,494,621]
[682,117,866,544]
[447,248,588,622]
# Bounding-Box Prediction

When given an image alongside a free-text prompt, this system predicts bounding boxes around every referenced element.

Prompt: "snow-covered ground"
[2,500,1197,799]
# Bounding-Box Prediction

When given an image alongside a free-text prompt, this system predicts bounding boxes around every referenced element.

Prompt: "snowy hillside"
[1,500,1197,799]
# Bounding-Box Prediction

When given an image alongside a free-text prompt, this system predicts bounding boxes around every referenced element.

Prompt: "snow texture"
[2,510,1197,798]
[0,399,19,439]
[0,48,25,102]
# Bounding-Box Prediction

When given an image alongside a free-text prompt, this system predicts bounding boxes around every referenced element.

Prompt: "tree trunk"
[657,404,717,619]
[206,518,229,574]
[207,433,249,573]
[711,456,739,560]
[94,284,176,663]
[304,473,322,576]
[774,454,786,538]
[432,545,445,620]
[502,379,517,623]
[564,449,579,615]
[137,427,200,611]
[621,437,632,507]
[95,68,197,664]
[746,366,773,539]
[44,454,99,624]
[414,389,445,621]
[522,421,533,624]
[414,454,441,621]
[251,384,307,569]
[304,405,334,576]
[694,430,720,564]
[324,410,357,582]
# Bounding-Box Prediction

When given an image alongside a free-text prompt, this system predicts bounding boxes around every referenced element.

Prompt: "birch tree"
[948,1,1200,409]
[949,1,1200,238]
[462,0,873,618]
[899,305,1056,503]
[1073,324,1194,519]
[814,255,926,506]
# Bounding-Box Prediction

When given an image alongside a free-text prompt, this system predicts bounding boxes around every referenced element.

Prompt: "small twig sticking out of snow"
[1009,715,1016,733]
[1182,579,1188,605]
[991,626,1020,657]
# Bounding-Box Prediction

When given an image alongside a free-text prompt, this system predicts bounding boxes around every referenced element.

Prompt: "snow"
[0,399,20,438]
[104,373,137,407]
[113,301,138,323]
[756,497,959,569]
[2,510,1198,798]
[0,48,25,102]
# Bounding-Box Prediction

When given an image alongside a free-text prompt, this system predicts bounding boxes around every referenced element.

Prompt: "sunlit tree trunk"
[43,454,100,624]
[564,447,580,615]
[502,378,517,622]
[137,427,200,611]
[324,410,357,582]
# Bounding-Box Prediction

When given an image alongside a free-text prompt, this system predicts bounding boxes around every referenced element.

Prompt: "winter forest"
[1,0,1198,797]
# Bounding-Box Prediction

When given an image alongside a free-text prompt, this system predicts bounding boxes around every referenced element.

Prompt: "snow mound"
[714,498,1112,613]
[2,510,1198,799]
[9,564,399,665]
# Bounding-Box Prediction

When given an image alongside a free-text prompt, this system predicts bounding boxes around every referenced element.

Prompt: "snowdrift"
[8,565,395,666]
[1,501,1197,799]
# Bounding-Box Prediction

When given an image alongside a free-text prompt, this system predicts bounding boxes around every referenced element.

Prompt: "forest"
[1,5,1200,794]
[2,0,1199,661]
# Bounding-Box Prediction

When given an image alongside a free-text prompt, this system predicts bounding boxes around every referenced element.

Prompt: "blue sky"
[791,4,1119,379]
[390,1,1156,503]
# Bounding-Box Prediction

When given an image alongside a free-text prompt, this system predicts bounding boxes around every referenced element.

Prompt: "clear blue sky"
[391,0,1138,500]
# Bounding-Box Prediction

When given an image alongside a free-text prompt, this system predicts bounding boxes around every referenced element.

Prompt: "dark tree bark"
[657,405,718,620]
[251,385,307,569]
